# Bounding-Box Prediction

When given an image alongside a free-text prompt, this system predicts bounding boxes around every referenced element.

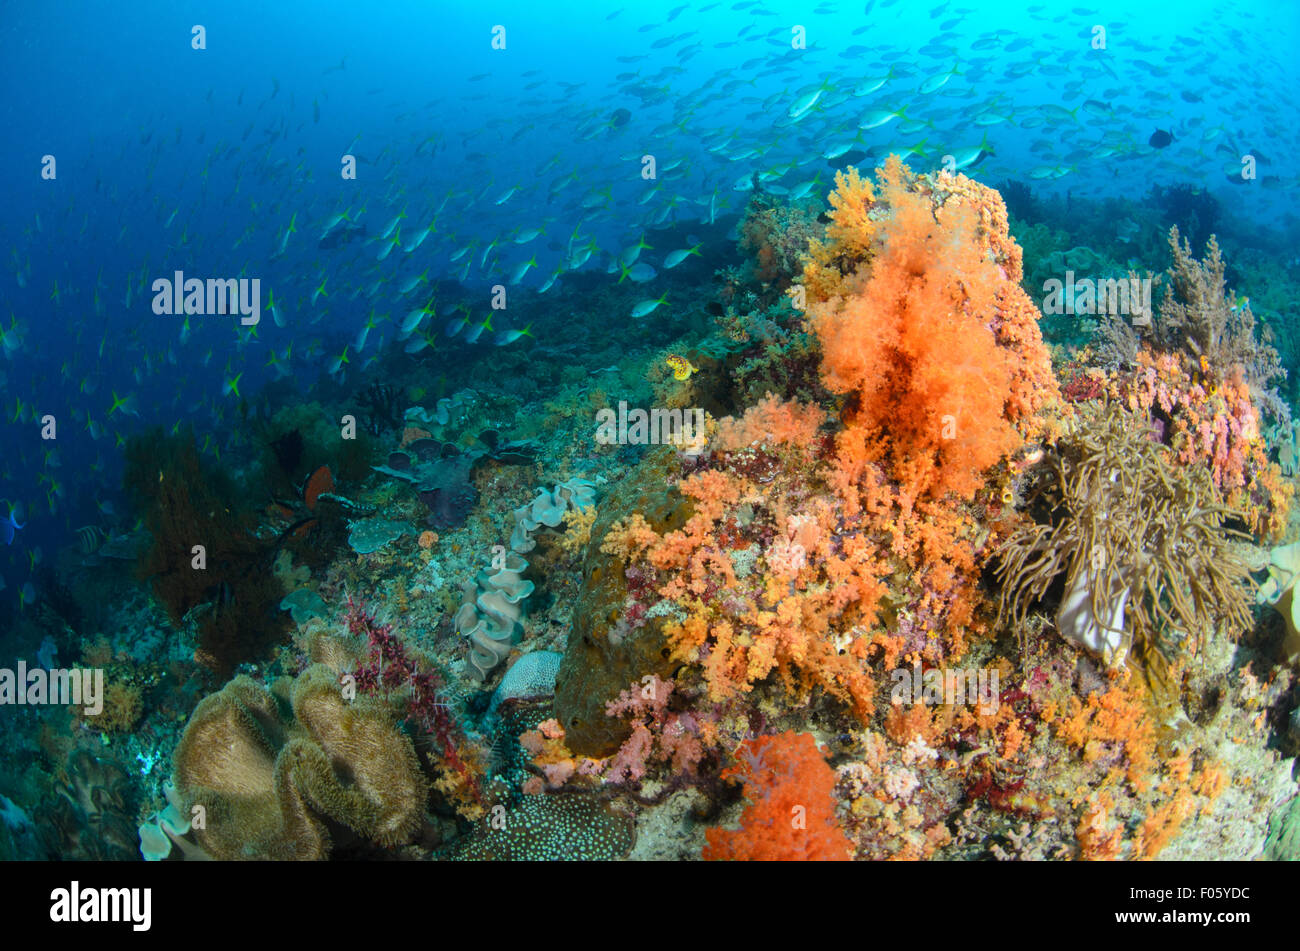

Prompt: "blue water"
[0,0,1296,611]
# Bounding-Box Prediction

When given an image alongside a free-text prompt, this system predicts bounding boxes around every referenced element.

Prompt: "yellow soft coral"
[559,505,597,556]
[801,164,879,299]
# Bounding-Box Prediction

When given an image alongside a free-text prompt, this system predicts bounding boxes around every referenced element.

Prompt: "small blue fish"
[1,501,25,545]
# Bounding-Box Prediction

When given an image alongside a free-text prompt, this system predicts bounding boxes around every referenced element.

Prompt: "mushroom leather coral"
[173,666,426,859]
[807,157,1058,500]
[703,731,851,861]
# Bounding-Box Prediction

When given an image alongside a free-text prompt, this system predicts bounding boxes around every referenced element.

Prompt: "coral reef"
[373,432,538,529]
[23,149,1296,867]
[35,750,141,861]
[1083,228,1292,539]
[739,191,824,290]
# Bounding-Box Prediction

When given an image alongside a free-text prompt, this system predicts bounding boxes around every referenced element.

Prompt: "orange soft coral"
[807,156,1059,501]
[715,392,825,453]
[703,731,853,861]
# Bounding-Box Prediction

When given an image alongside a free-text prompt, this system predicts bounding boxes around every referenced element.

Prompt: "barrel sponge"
[555,454,690,756]
[172,675,328,860]
[289,665,427,847]
[172,668,426,859]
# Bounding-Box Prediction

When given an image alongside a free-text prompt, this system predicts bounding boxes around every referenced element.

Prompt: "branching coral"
[1158,228,1282,388]
[997,402,1254,667]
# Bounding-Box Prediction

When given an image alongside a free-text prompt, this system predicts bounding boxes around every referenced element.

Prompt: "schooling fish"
[631,294,668,318]
[319,223,368,249]
[1,501,24,545]
[494,323,534,346]
[463,314,494,344]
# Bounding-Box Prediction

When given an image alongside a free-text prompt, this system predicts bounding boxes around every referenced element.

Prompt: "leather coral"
[172,665,426,859]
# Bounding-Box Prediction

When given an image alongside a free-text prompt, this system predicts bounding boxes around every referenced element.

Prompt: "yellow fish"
[665,354,697,381]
